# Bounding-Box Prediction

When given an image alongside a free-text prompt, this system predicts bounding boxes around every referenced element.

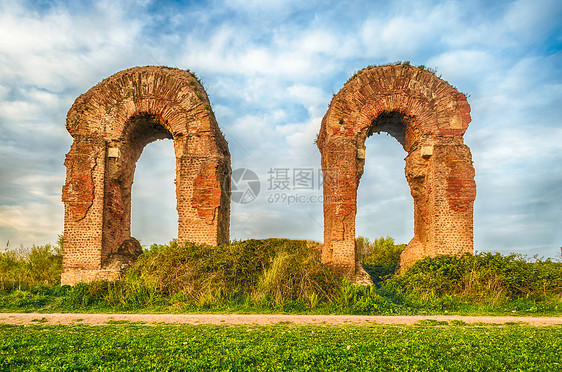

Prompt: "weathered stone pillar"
[321,138,359,276]
[61,136,108,282]
[175,134,231,246]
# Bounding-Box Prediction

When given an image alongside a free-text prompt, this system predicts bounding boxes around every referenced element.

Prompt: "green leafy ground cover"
[1,238,561,315]
[1,323,560,371]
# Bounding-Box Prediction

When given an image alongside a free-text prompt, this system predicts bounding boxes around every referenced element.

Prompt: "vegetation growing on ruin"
[350,61,440,81]
[0,238,560,315]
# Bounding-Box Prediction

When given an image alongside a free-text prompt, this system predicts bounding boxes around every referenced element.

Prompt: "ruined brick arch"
[61,66,231,285]
[317,64,476,278]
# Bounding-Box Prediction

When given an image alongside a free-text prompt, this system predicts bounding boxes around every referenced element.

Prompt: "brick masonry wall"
[317,64,476,277]
[61,66,231,285]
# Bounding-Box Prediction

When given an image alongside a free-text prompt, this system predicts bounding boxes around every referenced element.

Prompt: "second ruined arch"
[317,64,476,277]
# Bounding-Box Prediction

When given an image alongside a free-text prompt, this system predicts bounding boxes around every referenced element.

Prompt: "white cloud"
[0,202,63,247]
[472,127,562,173]
[0,88,63,122]
[224,0,316,13]
[358,1,463,60]
[503,0,562,38]
[183,35,335,79]
[426,50,499,87]
[0,0,145,91]
[287,84,327,112]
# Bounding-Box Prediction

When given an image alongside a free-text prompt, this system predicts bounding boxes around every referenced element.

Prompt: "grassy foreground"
[1,322,561,371]
[1,238,561,315]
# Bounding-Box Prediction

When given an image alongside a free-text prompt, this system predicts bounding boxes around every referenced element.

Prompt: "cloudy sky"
[0,0,560,258]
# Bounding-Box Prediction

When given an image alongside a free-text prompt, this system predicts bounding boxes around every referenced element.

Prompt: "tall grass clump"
[105,239,340,310]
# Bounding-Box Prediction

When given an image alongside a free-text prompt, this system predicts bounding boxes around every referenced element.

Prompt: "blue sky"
[0,0,561,258]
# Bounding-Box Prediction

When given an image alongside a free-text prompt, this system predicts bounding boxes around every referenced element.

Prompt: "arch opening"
[356,128,413,251]
[131,137,177,247]
[125,114,173,156]
[367,111,407,148]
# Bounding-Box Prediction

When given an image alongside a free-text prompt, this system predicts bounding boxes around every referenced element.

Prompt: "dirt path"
[0,313,561,326]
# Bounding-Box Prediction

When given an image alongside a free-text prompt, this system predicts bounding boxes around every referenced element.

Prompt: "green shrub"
[0,242,62,291]
[108,239,340,310]
[394,252,562,303]
[357,236,405,284]
[28,244,62,285]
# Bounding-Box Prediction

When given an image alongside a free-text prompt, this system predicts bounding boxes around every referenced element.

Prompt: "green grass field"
[1,323,561,371]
